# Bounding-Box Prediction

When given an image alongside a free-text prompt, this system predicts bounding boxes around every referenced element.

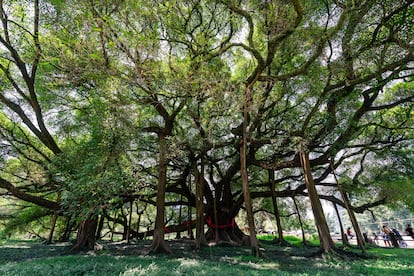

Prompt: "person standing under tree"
[383,225,400,247]
[405,224,414,240]
[346,227,354,240]
[382,225,392,247]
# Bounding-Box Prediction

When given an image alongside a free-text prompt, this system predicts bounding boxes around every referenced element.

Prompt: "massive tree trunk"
[300,151,335,253]
[205,208,247,244]
[71,217,98,251]
[204,175,247,244]
[150,134,170,253]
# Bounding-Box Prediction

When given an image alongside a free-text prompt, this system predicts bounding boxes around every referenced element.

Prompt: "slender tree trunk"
[47,193,62,244]
[330,159,365,252]
[195,157,207,249]
[136,202,144,240]
[269,170,286,245]
[187,176,194,240]
[109,219,115,242]
[126,201,133,243]
[176,195,183,239]
[333,202,348,246]
[300,151,335,253]
[292,195,308,245]
[150,134,170,253]
[47,211,58,244]
[59,216,75,242]
[240,87,260,257]
[343,192,366,252]
[96,215,105,240]
[213,192,219,242]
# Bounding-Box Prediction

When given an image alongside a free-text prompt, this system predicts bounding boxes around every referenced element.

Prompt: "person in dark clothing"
[392,228,403,240]
[346,227,354,239]
[392,228,408,248]
[405,224,414,240]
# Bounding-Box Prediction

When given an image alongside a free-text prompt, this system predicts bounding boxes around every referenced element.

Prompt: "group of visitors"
[346,224,414,248]
[380,224,413,248]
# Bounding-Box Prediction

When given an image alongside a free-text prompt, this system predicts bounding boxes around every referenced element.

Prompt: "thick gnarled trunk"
[71,218,98,251]
[205,211,247,245]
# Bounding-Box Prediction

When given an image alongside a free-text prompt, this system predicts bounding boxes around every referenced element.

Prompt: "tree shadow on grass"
[2,239,412,275]
[0,240,71,265]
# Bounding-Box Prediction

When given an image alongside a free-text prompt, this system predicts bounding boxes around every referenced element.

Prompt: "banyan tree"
[1,0,414,255]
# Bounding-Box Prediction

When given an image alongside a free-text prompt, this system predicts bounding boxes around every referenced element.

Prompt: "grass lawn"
[1,236,413,275]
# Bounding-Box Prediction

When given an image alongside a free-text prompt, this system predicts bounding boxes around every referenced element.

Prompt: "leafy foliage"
[0,0,413,247]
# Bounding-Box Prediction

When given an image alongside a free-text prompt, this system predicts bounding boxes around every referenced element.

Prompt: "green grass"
[0,238,413,275]
[257,234,320,246]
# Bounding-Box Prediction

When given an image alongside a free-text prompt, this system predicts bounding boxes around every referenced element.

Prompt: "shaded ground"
[0,238,352,265]
[0,240,71,264]
[102,239,322,260]
[2,239,414,275]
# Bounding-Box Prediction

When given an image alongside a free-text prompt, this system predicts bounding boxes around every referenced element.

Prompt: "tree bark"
[0,177,60,210]
[187,177,194,240]
[300,151,335,252]
[240,87,260,256]
[292,195,308,245]
[59,217,75,242]
[126,201,133,243]
[96,215,105,240]
[71,217,98,251]
[333,202,349,246]
[150,134,171,253]
[195,157,207,249]
[330,159,365,252]
[342,192,366,252]
[269,170,287,245]
[176,195,183,239]
[47,211,58,244]
[205,211,246,244]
